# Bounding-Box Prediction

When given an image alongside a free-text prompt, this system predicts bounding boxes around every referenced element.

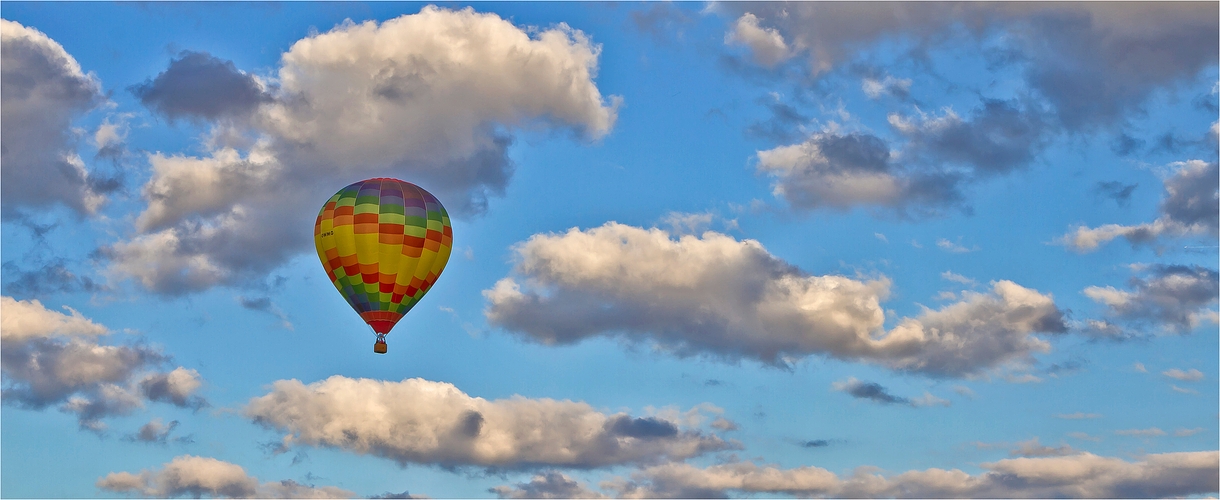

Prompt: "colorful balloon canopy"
[313,178,453,345]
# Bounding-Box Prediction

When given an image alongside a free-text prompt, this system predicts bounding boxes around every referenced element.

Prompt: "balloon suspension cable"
[376,332,387,344]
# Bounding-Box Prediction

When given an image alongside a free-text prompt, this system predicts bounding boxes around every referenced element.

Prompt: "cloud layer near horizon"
[599,451,1220,498]
[97,455,354,498]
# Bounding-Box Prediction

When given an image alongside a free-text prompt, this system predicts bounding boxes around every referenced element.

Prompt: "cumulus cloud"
[716,3,1219,130]
[96,455,354,498]
[1063,161,1219,252]
[105,6,620,295]
[130,50,269,122]
[1083,264,1219,334]
[606,451,1219,498]
[124,418,185,445]
[756,98,1051,216]
[485,222,1066,377]
[888,100,1049,176]
[491,471,607,499]
[244,376,731,469]
[755,130,964,214]
[138,367,207,410]
[0,18,106,218]
[1,296,108,342]
[0,296,205,431]
[725,13,791,68]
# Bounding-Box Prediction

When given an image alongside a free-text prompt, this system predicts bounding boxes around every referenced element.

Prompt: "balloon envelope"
[314,178,453,336]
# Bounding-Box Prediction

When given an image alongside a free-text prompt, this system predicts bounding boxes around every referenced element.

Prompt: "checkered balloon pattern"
[314,178,453,336]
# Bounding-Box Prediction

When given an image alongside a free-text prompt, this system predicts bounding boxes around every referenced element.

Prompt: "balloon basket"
[374,341,388,354]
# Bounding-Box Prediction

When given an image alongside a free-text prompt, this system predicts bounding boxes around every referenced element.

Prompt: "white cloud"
[659,211,715,235]
[104,227,231,295]
[106,6,620,295]
[1083,264,1218,334]
[912,392,952,408]
[710,417,739,432]
[263,7,616,169]
[126,418,182,444]
[1175,428,1204,437]
[93,114,130,150]
[877,280,1065,376]
[1063,160,1218,252]
[606,451,1220,498]
[1162,368,1205,382]
[716,3,1218,131]
[0,296,108,342]
[485,223,1066,377]
[725,13,791,67]
[752,124,1013,215]
[244,376,732,468]
[0,19,107,218]
[0,296,205,431]
[135,147,279,233]
[756,132,907,211]
[96,455,354,498]
[139,367,206,409]
[485,222,891,365]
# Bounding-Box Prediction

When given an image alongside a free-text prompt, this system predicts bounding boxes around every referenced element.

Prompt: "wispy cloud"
[936,238,978,253]
[97,455,354,498]
[1162,368,1204,382]
[602,451,1219,498]
[1116,427,1166,437]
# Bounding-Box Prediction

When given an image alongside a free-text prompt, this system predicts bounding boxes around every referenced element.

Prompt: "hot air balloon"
[313,178,453,354]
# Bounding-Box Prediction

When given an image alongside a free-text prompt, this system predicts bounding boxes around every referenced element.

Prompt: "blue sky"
[1,2,1217,498]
